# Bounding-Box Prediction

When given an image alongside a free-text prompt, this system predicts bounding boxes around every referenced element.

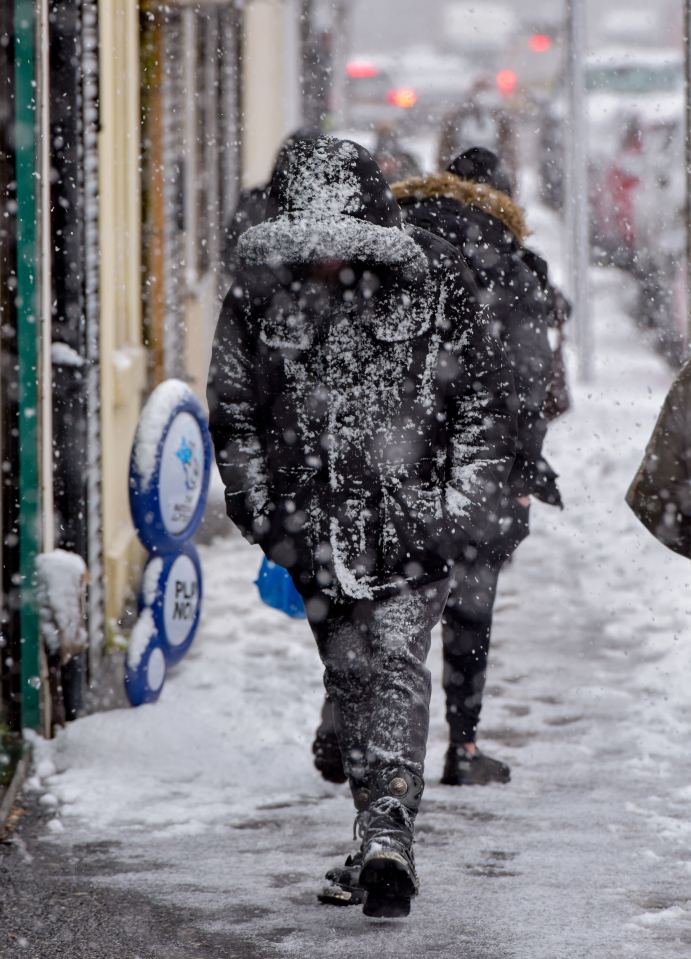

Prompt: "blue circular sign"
[129,380,212,554]
[124,610,167,706]
[140,544,203,666]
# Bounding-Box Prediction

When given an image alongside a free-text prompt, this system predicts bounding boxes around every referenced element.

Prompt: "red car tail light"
[387,87,417,109]
[347,61,379,79]
[496,69,518,96]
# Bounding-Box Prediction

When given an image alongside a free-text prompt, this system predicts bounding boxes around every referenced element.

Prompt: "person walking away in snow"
[208,136,517,917]
[627,356,691,556]
[438,80,518,194]
[310,158,572,788]
[372,121,422,183]
[388,146,562,787]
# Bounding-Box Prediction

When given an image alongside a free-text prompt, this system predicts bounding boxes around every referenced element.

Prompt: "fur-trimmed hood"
[392,172,530,244]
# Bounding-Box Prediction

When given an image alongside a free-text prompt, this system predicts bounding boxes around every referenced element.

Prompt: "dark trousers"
[306,580,449,795]
[442,498,529,744]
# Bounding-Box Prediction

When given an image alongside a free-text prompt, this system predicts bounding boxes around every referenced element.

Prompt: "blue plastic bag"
[255,557,306,619]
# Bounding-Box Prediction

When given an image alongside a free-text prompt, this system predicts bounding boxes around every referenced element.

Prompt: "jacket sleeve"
[626,363,691,557]
[441,275,518,551]
[486,257,561,505]
[207,284,271,544]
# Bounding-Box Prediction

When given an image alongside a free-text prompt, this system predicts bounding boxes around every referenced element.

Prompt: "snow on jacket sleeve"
[207,283,270,544]
[441,275,518,549]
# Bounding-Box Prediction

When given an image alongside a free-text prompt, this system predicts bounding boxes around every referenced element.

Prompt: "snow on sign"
[125,380,211,706]
[129,379,212,553]
[125,609,166,707]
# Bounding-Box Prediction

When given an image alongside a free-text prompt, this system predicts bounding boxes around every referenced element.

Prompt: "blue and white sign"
[126,380,212,707]
[140,545,203,666]
[129,380,212,554]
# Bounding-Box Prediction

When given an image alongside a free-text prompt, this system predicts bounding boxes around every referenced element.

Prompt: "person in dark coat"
[438,82,519,193]
[627,357,691,556]
[386,146,562,787]
[208,136,517,916]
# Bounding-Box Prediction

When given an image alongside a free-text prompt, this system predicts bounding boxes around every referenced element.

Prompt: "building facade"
[0,0,306,734]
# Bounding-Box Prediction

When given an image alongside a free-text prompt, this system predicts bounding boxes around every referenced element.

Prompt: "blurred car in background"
[344,48,474,134]
[344,58,407,129]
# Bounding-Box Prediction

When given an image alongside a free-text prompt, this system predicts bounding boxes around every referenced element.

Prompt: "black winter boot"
[441,744,511,786]
[359,769,423,919]
[318,807,368,907]
[317,850,366,906]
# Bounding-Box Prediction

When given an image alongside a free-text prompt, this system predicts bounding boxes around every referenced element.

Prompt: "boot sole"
[317,883,366,907]
[359,852,417,918]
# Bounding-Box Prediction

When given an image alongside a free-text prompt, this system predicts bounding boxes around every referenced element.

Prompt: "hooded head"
[238,136,426,277]
[447,146,513,198]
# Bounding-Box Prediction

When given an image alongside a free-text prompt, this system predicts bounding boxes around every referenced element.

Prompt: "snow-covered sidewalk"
[22,264,691,958]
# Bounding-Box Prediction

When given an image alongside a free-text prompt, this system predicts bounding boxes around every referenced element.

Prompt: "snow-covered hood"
[237,137,428,278]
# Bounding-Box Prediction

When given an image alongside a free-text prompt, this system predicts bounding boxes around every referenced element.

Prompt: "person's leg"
[356,580,449,917]
[364,581,449,784]
[312,694,346,784]
[441,552,502,747]
[310,581,448,805]
[314,579,449,915]
[303,594,372,907]
[307,598,372,797]
[440,498,530,785]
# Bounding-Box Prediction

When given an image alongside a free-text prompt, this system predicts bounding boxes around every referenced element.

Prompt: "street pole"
[14,0,42,730]
[38,0,53,554]
[329,1,349,129]
[684,0,691,351]
[565,0,593,381]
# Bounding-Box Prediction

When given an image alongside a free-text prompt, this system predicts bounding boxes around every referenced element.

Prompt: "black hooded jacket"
[208,137,517,601]
[393,163,561,507]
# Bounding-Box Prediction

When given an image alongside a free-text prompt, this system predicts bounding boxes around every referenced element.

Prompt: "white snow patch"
[51,341,84,367]
[126,608,157,671]
[35,550,87,662]
[142,557,164,607]
[238,214,428,277]
[133,379,192,489]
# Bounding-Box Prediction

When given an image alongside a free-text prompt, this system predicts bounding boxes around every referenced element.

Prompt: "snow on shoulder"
[133,379,192,490]
[238,214,428,277]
